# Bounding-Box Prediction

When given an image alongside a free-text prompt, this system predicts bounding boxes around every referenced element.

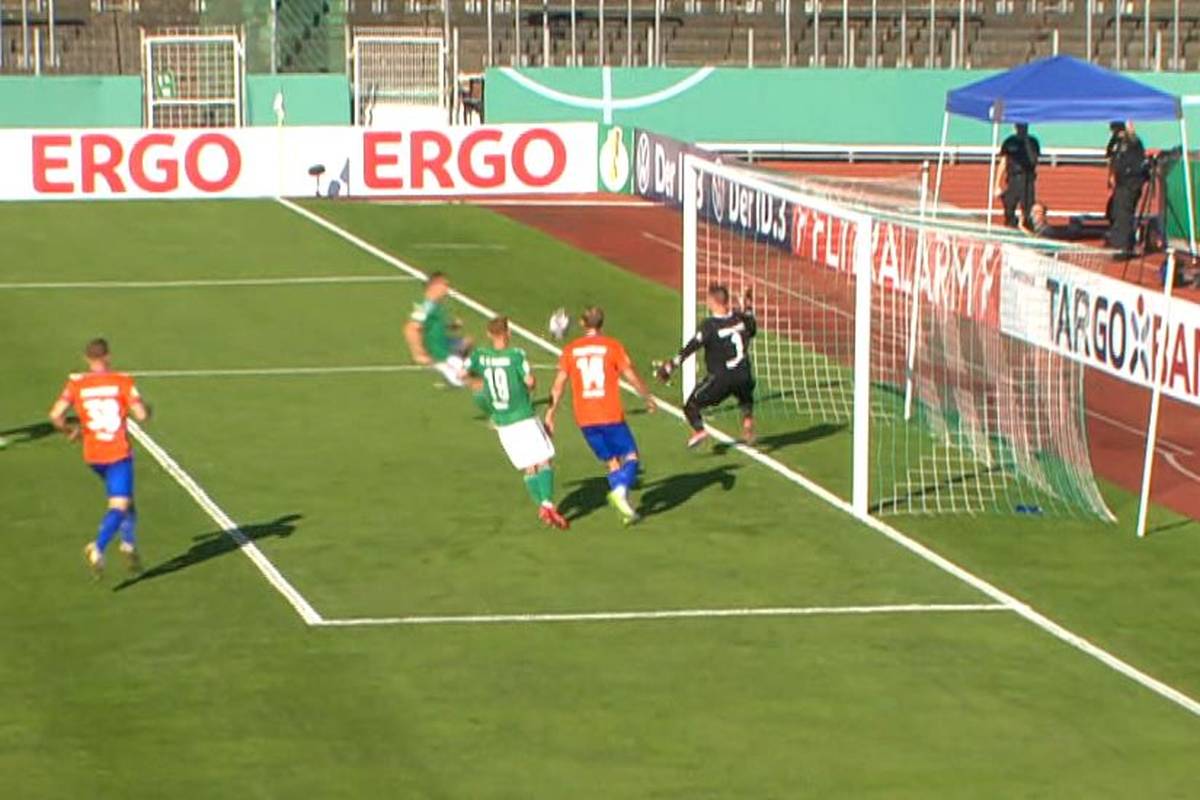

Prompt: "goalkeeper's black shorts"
[689,371,755,413]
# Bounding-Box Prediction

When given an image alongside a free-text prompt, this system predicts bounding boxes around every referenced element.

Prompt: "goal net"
[351,31,447,127]
[142,28,245,128]
[682,156,1114,521]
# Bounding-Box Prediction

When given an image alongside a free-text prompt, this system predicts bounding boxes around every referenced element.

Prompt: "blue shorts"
[90,457,134,499]
[580,422,638,462]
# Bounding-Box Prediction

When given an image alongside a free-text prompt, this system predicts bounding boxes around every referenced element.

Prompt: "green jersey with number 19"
[468,346,535,426]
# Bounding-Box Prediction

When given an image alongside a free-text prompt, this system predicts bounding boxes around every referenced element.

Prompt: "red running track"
[493,190,1200,524]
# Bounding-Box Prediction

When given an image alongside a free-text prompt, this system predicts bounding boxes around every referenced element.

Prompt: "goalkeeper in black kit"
[655,284,757,448]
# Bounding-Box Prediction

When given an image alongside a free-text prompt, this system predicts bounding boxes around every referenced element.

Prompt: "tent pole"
[933,110,950,217]
[1181,116,1197,254]
[985,118,1000,232]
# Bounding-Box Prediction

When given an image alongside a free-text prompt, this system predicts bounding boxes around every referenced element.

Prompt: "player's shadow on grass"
[639,464,740,517]
[113,513,302,592]
[558,466,740,521]
[712,422,846,455]
[0,420,60,448]
[558,477,614,521]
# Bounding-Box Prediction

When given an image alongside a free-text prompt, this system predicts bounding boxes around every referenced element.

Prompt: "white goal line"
[276,197,1200,719]
[0,275,418,291]
[315,603,1009,628]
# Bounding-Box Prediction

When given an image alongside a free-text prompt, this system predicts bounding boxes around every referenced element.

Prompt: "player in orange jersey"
[545,306,655,524]
[48,338,150,578]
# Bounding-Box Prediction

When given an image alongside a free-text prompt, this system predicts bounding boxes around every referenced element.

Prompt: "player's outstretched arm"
[621,364,657,413]
[544,369,569,435]
[404,320,431,365]
[656,328,705,383]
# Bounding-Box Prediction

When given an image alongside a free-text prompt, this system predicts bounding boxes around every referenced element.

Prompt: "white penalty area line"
[315,603,1008,628]
[278,197,1200,719]
[127,420,323,625]
[0,275,416,290]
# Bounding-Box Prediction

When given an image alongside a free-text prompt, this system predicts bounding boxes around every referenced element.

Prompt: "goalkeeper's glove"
[653,358,677,384]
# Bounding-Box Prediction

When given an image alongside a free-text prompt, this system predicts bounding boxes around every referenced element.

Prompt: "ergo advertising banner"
[0,123,598,200]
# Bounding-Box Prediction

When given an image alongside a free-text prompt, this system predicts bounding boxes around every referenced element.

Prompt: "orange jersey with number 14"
[58,371,141,464]
[559,334,631,427]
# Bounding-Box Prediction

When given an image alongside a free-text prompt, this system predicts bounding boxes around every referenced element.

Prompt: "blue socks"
[95,508,128,553]
[607,460,641,492]
[119,507,138,547]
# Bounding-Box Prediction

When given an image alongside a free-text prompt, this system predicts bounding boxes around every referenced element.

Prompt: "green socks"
[523,467,556,506]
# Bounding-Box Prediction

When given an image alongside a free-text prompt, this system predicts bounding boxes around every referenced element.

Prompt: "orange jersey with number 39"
[58,371,140,464]
[559,334,631,427]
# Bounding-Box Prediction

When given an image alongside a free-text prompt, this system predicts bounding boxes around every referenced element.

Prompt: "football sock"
[607,470,623,492]
[119,506,138,547]
[684,401,704,431]
[95,508,127,553]
[536,468,555,504]
[617,460,639,491]
[523,473,543,506]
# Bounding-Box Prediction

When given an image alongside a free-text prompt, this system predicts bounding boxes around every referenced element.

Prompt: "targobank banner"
[1003,250,1200,404]
[0,123,599,200]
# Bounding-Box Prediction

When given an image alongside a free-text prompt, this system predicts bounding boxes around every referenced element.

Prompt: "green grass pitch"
[2,199,1199,798]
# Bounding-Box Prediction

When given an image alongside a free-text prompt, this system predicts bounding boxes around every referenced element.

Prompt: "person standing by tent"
[994,123,1041,230]
[1106,121,1148,257]
[1104,121,1127,223]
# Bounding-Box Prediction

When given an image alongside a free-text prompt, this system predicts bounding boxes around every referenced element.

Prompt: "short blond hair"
[580,306,605,330]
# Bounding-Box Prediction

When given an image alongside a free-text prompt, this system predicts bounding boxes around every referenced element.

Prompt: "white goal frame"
[682,155,874,514]
[142,29,245,128]
[351,33,448,127]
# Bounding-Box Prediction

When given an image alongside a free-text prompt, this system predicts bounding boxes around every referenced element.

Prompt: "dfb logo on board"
[635,131,652,195]
[710,174,727,222]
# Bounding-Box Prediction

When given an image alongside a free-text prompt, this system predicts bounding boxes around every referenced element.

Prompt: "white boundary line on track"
[316,603,1008,627]
[0,275,416,290]
[127,420,323,625]
[277,197,1200,718]
[368,199,656,208]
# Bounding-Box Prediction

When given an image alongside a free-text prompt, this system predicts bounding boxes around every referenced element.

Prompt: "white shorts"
[496,417,556,471]
[433,355,466,387]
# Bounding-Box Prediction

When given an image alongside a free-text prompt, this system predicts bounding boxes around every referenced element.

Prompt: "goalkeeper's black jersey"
[680,311,757,379]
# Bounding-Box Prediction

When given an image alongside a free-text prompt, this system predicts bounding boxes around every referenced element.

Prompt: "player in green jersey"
[465,316,570,530]
[406,272,471,387]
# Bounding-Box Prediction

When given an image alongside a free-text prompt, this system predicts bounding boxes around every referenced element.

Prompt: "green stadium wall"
[0,74,349,127]
[245,75,350,125]
[484,67,1200,150]
[0,76,143,127]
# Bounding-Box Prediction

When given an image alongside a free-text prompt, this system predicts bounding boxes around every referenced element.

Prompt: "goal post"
[680,155,1114,522]
[682,155,875,514]
[142,29,245,128]
[351,31,447,127]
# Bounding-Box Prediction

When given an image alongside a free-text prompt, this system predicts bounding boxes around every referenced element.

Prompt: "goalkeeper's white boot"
[606,487,640,526]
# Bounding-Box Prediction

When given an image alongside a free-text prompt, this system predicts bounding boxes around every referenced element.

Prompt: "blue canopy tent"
[933,55,1196,253]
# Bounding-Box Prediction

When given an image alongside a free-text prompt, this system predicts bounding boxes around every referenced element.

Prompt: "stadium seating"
[4,0,1200,74]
